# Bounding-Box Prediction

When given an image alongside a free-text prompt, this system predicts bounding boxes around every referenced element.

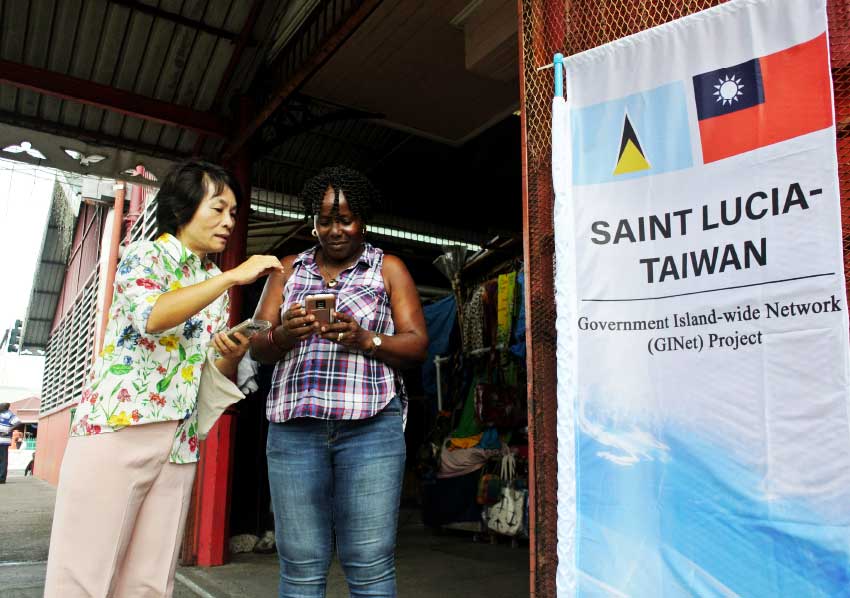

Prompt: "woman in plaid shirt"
[252,166,428,597]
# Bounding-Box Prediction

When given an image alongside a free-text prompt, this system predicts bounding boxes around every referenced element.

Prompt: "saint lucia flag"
[571,81,692,185]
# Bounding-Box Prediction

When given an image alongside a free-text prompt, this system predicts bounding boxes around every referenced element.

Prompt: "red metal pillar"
[192,95,253,567]
[124,179,145,243]
[518,0,563,596]
[97,183,126,358]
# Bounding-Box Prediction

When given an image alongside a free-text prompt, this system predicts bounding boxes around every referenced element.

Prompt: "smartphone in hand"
[226,318,272,342]
[304,294,336,327]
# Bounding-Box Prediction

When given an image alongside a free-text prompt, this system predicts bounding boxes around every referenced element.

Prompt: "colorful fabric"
[461,286,485,353]
[267,244,403,422]
[449,434,483,450]
[496,272,517,348]
[451,374,483,439]
[0,410,21,445]
[510,269,526,359]
[482,280,499,347]
[422,295,457,396]
[69,233,230,463]
[437,443,500,479]
[476,427,501,450]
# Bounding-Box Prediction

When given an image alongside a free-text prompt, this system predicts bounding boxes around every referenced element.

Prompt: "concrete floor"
[0,473,530,597]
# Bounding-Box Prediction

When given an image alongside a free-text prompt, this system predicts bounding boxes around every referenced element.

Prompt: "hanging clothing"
[497,271,517,348]
[482,280,500,348]
[451,374,483,439]
[461,285,486,353]
[510,269,527,359]
[422,295,457,396]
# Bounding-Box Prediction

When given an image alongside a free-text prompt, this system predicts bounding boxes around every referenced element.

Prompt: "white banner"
[553,0,850,596]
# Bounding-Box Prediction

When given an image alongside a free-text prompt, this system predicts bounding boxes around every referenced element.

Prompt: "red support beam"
[0,60,229,137]
[195,415,238,566]
[222,0,381,160]
[191,96,253,568]
[97,183,126,358]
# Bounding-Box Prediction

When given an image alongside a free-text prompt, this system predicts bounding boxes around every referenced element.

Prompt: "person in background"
[0,402,22,483]
[251,166,429,597]
[44,159,284,597]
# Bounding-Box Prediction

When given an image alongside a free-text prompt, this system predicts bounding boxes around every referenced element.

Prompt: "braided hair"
[300,166,380,222]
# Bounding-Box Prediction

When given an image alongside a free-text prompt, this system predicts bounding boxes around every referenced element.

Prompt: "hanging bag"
[474,352,526,429]
[476,457,503,505]
[486,451,525,536]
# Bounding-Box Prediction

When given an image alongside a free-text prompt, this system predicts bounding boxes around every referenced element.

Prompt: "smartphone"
[226,318,272,342]
[305,293,336,327]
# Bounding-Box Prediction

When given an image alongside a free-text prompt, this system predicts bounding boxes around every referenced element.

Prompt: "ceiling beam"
[0,60,230,137]
[255,105,384,154]
[108,0,253,43]
[222,0,381,160]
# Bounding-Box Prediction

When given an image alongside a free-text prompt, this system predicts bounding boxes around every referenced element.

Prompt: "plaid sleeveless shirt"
[266,243,405,422]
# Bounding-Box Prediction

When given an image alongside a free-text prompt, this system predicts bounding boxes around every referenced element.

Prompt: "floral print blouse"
[69,233,230,463]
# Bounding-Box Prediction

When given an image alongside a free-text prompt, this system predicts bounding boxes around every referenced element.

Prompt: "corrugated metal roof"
[10,395,40,423]
[21,174,80,351]
[0,0,286,173]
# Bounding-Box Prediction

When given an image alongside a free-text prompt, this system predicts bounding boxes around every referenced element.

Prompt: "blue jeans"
[267,397,406,598]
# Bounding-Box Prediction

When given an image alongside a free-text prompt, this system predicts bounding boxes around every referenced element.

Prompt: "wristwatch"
[367,334,382,356]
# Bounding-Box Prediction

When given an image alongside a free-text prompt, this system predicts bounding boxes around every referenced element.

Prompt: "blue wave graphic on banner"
[577,428,850,597]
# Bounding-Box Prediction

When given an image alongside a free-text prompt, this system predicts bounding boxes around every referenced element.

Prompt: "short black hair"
[300,166,380,222]
[156,159,242,235]
[0,403,9,412]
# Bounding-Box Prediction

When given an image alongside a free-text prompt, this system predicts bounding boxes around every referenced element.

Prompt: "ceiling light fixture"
[3,141,46,160]
[63,148,107,166]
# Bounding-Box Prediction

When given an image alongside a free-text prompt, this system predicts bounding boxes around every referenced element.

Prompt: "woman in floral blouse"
[45,159,283,597]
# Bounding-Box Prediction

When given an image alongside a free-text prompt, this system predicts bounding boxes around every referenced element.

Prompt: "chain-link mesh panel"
[831,1,850,278]
[519,1,848,595]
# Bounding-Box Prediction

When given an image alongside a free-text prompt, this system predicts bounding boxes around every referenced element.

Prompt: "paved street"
[1,474,529,597]
[0,473,196,597]
[0,473,54,564]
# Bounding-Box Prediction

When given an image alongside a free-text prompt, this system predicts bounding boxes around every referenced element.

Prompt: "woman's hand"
[320,311,370,352]
[212,331,250,361]
[226,255,285,286]
[279,303,319,343]
[212,332,250,378]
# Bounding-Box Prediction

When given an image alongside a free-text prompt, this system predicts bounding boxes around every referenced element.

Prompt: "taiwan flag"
[693,32,833,164]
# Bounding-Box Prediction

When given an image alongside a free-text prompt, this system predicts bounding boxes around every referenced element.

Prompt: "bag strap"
[500,450,516,483]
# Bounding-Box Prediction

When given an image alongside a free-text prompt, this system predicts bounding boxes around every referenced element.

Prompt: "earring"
[311,229,318,238]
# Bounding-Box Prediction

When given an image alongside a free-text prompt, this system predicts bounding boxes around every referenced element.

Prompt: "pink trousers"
[44,421,196,597]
